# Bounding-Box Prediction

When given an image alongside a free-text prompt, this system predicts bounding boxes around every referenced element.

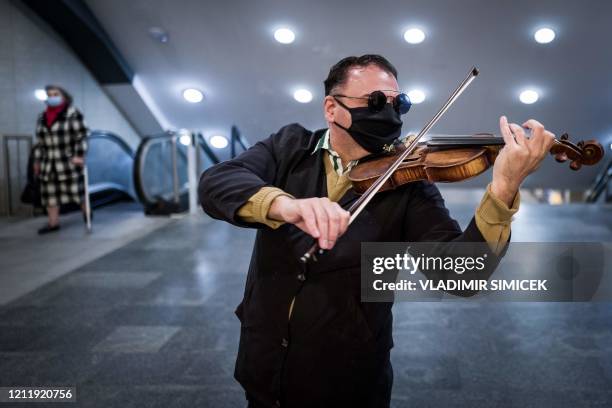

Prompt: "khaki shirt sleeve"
[475,183,520,255]
[236,186,294,229]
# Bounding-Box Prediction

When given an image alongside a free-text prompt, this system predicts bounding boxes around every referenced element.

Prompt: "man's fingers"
[543,130,556,151]
[311,199,330,249]
[293,198,351,249]
[509,123,528,147]
[298,203,320,238]
[322,201,340,248]
[531,130,555,163]
[499,116,517,147]
[522,120,544,139]
[334,203,350,236]
[521,119,545,131]
[522,119,555,158]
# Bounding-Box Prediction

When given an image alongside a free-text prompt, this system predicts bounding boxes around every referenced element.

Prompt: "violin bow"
[300,67,480,264]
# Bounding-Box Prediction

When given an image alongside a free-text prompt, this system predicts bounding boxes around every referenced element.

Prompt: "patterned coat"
[33,105,88,182]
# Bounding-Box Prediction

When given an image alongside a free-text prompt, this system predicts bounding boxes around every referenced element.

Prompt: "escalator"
[3,128,238,216]
[1,130,137,216]
[133,131,222,215]
[87,130,136,207]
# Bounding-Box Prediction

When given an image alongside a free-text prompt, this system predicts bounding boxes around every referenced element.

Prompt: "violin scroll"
[549,133,604,171]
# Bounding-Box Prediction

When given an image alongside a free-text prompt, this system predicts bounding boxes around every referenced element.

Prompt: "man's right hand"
[269,196,350,249]
[33,162,40,176]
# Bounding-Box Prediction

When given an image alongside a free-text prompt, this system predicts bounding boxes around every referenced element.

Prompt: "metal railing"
[2,134,33,216]
[230,125,250,158]
[585,159,612,203]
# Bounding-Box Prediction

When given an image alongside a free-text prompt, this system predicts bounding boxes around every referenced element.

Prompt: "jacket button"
[281,338,289,348]
[297,273,306,282]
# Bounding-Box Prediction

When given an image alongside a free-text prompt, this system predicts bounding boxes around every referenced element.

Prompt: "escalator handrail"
[133,130,227,207]
[585,158,612,202]
[133,131,218,205]
[196,133,221,164]
[133,131,177,206]
[88,130,135,158]
[230,125,250,158]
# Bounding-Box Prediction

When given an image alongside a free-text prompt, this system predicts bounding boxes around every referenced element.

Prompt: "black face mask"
[333,97,403,154]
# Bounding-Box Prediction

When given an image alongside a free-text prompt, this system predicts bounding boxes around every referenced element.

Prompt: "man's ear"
[323,96,336,123]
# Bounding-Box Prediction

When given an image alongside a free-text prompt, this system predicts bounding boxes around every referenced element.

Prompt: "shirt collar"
[312,129,359,176]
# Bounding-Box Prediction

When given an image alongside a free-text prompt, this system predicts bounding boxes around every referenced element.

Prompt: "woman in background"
[33,85,88,234]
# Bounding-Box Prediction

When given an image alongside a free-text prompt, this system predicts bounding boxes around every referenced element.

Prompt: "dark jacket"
[33,105,88,182]
[199,123,500,408]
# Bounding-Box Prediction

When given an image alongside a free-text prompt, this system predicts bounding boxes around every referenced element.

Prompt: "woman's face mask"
[46,95,63,107]
[332,92,407,154]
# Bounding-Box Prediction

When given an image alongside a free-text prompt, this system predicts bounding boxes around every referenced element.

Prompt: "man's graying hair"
[324,54,398,96]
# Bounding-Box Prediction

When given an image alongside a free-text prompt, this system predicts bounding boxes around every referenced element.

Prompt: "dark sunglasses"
[332,90,412,115]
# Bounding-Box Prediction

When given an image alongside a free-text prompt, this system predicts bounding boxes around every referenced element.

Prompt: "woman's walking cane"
[83,164,92,232]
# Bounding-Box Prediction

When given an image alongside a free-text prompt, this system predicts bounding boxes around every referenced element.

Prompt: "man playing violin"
[199,54,556,408]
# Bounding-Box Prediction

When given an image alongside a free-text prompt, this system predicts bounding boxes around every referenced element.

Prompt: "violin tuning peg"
[577,141,584,149]
[569,160,582,171]
[560,133,569,141]
[554,152,568,163]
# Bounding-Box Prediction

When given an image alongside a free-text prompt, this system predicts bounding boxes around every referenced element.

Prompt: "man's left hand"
[71,157,84,167]
[491,116,556,206]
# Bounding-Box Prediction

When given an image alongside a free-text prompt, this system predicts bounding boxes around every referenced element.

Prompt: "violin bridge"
[402,134,417,147]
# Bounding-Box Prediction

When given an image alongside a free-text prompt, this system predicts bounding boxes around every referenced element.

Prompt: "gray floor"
[0,201,611,407]
[0,202,172,305]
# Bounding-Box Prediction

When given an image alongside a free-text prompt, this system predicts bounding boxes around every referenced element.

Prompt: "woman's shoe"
[38,224,61,235]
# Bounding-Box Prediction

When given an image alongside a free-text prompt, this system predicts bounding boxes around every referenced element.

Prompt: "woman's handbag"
[20,147,42,208]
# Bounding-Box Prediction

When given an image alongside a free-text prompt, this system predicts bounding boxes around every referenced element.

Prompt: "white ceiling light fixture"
[182,88,204,103]
[35,89,47,101]
[148,27,169,43]
[534,27,556,44]
[274,28,295,44]
[403,28,425,44]
[519,89,539,104]
[178,129,192,146]
[293,89,313,103]
[210,135,228,149]
[407,89,426,104]
[179,135,192,146]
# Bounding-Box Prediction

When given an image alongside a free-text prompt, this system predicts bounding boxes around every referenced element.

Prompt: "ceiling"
[84,0,611,188]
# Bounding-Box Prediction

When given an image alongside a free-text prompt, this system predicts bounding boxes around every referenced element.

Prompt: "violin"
[348,133,605,194]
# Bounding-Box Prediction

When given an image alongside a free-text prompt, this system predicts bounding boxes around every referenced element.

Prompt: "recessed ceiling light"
[534,28,555,44]
[274,28,295,44]
[403,28,425,44]
[182,88,203,103]
[149,27,169,43]
[35,89,47,101]
[407,89,426,104]
[519,89,539,104]
[293,89,312,103]
[210,135,228,149]
[179,135,192,146]
[178,129,192,146]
